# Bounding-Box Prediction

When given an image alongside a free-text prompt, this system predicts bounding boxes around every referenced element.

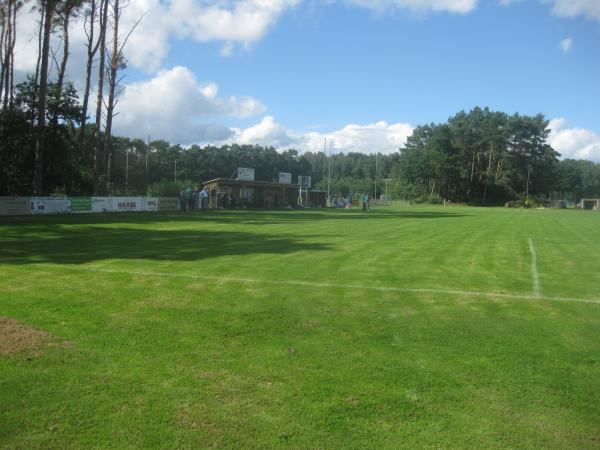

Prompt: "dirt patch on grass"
[0,317,58,355]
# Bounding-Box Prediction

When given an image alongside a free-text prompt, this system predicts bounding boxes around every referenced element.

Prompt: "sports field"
[1,206,600,448]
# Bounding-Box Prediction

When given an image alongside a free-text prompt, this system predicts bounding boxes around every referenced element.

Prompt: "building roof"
[203,178,297,189]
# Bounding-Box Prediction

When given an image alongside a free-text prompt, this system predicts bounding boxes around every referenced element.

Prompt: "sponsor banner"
[30,197,71,214]
[71,197,92,212]
[91,197,113,213]
[112,197,145,212]
[0,196,181,215]
[144,197,159,211]
[0,197,31,216]
[158,197,180,210]
[279,172,292,184]
[237,167,255,181]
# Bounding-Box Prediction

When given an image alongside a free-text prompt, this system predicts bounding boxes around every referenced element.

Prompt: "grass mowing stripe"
[528,238,542,298]
[54,264,600,305]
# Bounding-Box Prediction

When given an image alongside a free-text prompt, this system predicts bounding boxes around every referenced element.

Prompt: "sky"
[13,0,600,160]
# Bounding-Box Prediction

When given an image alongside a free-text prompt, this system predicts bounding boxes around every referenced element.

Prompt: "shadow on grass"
[0,209,466,264]
[0,208,468,228]
[0,226,330,265]
[199,209,470,225]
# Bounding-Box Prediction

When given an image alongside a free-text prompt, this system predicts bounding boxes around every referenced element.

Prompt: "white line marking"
[58,265,600,306]
[528,238,542,298]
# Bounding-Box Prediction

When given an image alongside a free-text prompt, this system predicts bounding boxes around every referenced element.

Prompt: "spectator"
[200,187,209,210]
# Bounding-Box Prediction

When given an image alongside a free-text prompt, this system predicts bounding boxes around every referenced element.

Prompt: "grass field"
[1,205,600,448]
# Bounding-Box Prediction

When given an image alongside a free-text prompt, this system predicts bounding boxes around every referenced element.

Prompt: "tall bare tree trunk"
[483,142,494,201]
[1,3,7,108]
[33,0,56,195]
[25,3,45,143]
[0,0,14,109]
[78,0,101,149]
[51,2,73,129]
[487,142,494,177]
[93,0,108,194]
[9,0,16,102]
[103,0,119,193]
[56,6,71,97]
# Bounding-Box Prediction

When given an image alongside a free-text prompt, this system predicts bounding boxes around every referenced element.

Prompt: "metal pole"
[383,178,391,201]
[146,135,150,194]
[175,159,177,182]
[526,164,531,205]
[322,137,326,190]
[107,153,112,194]
[327,141,332,202]
[125,148,129,195]
[374,152,378,200]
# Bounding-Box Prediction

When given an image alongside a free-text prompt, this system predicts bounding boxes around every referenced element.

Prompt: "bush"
[147,180,191,197]
[414,195,443,205]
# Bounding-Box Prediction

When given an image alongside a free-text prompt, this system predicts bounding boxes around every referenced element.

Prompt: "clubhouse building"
[202,169,326,209]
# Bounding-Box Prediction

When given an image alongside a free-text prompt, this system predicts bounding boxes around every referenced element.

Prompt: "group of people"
[179,186,210,212]
[331,194,351,208]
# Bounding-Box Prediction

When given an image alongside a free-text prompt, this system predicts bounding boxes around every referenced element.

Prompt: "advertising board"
[70,197,92,212]
[0,197,31,215]
[279,172,292,184]
[30,197,71,214]
[237,167,255,181]
[0,196,182,215]
[144,197,159,211]
[298,176,312,188]
[112,197,145,212]
[158,197,180,210]
[91,197,113,212]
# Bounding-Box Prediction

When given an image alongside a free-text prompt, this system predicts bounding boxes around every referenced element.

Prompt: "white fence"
[0,196,179,216]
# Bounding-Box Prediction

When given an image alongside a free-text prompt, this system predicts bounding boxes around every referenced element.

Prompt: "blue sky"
[14,0,600,159]
[167,0,598,131]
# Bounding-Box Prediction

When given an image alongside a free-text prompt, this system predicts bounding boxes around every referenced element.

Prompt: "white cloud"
[231,116,299,147]
[548,0,600,23]
[548,118,600,162]
[221,116,414,154]
[558,37,573,53]
[498,0,521,6]
[175,0,300,43]
[13,0,299,80]
[344,0,477,14]
[316,121,414,154]
[113,66,265,143]
[118,0,173,72]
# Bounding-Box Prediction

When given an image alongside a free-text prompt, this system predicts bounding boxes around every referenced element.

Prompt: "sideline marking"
[528,238,542,298]
[56,265,600,306]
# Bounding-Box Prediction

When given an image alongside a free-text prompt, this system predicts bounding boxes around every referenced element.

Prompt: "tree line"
[0,1,598,203]
[1,0,138,196]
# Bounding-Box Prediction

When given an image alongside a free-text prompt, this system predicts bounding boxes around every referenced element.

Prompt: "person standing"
[361,193,369,213]
[185,186,194,212]
[179,189,186,211]
[200,187,209,210]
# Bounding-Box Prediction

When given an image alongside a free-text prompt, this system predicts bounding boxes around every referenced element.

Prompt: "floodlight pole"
[322,137,327,190]
[383,178,392,201]
[327,140,332,201]
[146,135,150,193]
[374,152,378,200]
[526,164,532,206]
[125,147,129,195]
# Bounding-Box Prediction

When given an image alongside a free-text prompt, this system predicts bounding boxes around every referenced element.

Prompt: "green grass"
[1,206,600,448]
